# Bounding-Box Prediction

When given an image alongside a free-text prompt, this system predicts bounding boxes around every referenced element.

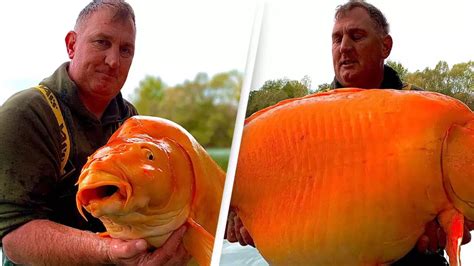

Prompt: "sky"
[1,0,473,265]
[250,0,474,92]
[0,1,256,105]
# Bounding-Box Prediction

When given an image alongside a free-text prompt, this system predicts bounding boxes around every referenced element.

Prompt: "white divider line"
[210,1,266,265]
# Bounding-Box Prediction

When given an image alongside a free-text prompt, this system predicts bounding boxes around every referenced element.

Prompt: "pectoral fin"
[438,208,464,266]
[183,218,214,266]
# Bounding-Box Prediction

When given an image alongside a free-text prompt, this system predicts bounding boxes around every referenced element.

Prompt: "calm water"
[220,240,268,266]
[219,240,474,265]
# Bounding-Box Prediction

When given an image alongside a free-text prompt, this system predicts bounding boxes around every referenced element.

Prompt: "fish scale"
[232,88,474,265]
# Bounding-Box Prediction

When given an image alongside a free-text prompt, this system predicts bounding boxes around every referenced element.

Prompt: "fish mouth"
[76,172,132,220]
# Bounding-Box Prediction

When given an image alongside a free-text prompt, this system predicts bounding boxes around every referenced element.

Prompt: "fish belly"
[232,89,471,265]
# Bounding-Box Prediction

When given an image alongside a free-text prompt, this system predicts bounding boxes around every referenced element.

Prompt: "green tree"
[132,76,166,115]
[132,71,242,148]
[316,83,332,92]
[246,77,311,117]
[404,60,473,109]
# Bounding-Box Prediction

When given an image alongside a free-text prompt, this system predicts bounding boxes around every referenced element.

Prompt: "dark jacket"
[0,62,138,241]
[331,64,422,91]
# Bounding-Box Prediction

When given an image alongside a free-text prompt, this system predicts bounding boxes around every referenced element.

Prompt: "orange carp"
[231,88,474,265]
[76,116,225,266]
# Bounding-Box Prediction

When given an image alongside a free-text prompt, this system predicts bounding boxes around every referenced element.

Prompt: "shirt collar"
[331,65,404,90]
[39,62,131,125]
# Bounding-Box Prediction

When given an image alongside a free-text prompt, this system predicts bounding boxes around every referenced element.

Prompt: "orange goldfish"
[76,116,225,266]
[232,88,474,265]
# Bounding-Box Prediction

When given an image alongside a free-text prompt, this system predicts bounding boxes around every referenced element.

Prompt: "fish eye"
[146,150,154,161]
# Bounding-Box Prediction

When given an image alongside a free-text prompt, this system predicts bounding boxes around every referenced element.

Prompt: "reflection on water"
[220,240,268,266]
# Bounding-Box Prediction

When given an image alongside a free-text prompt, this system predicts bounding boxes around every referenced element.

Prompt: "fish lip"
[76,179,132,220]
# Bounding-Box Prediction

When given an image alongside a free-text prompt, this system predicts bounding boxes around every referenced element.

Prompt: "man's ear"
[382,34,393,59]
[65,31,77,59]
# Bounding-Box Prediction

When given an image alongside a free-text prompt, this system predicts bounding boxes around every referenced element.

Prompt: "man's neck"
[332,65,404,90]
[78,92,112,120]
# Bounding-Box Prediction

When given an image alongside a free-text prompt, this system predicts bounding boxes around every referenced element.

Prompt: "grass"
[206,147,231,171]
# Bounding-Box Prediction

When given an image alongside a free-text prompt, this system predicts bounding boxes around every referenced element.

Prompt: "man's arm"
[416,218,472,253]
[3,219,190,265]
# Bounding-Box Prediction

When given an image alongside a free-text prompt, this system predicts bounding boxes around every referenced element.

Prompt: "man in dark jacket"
[331,2,473,263]
[0,1,189,265]
[227,1,473,265]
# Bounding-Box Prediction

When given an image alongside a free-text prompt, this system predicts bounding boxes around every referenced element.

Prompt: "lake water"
[219,240,474,265]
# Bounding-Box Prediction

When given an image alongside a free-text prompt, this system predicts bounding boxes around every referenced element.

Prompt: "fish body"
[232,89,474,265]
[76,116,225,266]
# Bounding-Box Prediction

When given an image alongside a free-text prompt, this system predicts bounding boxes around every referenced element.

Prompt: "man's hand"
[107,225,191,266]
[225,209,255,247]
[416,218,472,253]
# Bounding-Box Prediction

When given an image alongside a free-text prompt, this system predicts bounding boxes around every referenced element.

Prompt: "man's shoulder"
[2,88,47,113]
[0,87,57,129]
[121,97,139,116]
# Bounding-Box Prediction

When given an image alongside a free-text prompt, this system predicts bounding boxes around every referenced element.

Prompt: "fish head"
[442,118,474,221]
[76,135,194,245]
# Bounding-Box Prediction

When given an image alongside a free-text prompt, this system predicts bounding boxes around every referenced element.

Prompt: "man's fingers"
[161,242,192,266]
[462,224,471,245]
[226,211,237,242]
[425,220,440,252]
[233,215,247,246]
[416,235,429,253]
[149,225,188,264]
[240,226,255,247]
[466,219,474,231]
[107,238,148,262]
[162,225,187,254]
[437,227,446,248]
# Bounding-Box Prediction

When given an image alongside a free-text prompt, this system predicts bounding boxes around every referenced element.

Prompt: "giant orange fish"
[76,116,225,266]
[231,88,474,266]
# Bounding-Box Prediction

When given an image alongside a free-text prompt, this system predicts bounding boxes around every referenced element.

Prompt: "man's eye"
[352,33,364,41]
[120,47,134,58]
[95,39,109,47]
[332,36,342,44]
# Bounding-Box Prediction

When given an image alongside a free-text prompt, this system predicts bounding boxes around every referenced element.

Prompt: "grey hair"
[75,0,135,30]
[335,0,389,35]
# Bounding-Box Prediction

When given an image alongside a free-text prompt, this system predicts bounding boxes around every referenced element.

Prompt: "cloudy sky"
[0,1,256,104]
[251,0,474,91]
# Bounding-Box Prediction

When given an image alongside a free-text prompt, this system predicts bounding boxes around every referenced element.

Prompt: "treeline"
[132,70,242,148]
[389,60,473,108]
[246,60,473,117]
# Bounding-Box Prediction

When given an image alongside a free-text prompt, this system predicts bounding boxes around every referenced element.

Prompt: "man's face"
[66,7,136,101]
[332,7,391,88]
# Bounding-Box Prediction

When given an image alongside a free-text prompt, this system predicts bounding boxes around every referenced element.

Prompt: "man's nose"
[339,35,354,53]
[105,47,120,69]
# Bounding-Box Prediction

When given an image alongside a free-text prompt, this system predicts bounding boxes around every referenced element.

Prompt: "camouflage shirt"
[0,62,138,242]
